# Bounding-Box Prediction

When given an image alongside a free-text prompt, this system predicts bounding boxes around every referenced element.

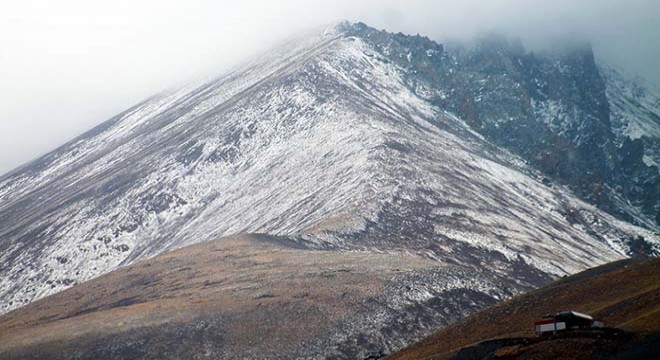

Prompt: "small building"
[534,310,604,335]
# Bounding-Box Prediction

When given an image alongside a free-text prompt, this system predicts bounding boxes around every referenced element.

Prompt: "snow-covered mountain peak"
[1,23,658,315]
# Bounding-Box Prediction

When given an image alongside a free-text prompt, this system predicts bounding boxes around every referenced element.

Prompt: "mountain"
[602,66,660,224]
[389,256,660,360]
[339,24,660,227]
[0,21,658,356]
[602,66,660,169]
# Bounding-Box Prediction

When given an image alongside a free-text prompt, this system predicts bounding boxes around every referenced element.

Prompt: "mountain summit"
[1,22,658,354]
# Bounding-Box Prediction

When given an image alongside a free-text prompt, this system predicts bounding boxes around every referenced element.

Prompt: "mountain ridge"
[339,22,659,228]
[0,21,657,327]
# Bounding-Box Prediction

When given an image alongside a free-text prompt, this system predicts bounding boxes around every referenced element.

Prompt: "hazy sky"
[1,0,659,174]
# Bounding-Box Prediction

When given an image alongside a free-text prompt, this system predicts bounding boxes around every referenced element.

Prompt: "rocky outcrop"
[343,22,659,228]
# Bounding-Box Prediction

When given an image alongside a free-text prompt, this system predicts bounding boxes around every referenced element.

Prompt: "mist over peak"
[1,5,659,358]
[1,0,658,174]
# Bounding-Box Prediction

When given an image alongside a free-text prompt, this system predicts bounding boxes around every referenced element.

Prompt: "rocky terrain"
[342,23,660,227]
[390,256,660,360]
[0,21,659,358]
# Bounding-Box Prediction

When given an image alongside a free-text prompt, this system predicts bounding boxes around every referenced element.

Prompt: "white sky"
[1,0,659,174]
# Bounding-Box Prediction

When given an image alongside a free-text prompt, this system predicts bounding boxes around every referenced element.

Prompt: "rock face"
[341,23,660,228]
[0,22,658,354]
[602,66,660,224]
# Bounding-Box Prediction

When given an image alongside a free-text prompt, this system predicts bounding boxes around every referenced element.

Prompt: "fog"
[1,0,658,174]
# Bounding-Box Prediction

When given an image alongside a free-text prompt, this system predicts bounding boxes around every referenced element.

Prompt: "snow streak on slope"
[602,65,660,168]
[0,23,657,314]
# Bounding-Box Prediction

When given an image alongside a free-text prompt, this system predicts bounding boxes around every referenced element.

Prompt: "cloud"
[0,0,658,174]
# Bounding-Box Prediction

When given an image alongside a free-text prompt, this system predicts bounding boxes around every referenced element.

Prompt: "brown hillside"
[0,234,446,359]
[389,257,660,360]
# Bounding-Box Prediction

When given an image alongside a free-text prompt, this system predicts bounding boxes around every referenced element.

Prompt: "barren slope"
[389,257,660,360]
[0,234,521,359]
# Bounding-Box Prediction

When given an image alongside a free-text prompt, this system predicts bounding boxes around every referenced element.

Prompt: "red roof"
[534,319,557,326]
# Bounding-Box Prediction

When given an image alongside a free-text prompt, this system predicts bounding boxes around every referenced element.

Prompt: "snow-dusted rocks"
[0,22,658,319]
